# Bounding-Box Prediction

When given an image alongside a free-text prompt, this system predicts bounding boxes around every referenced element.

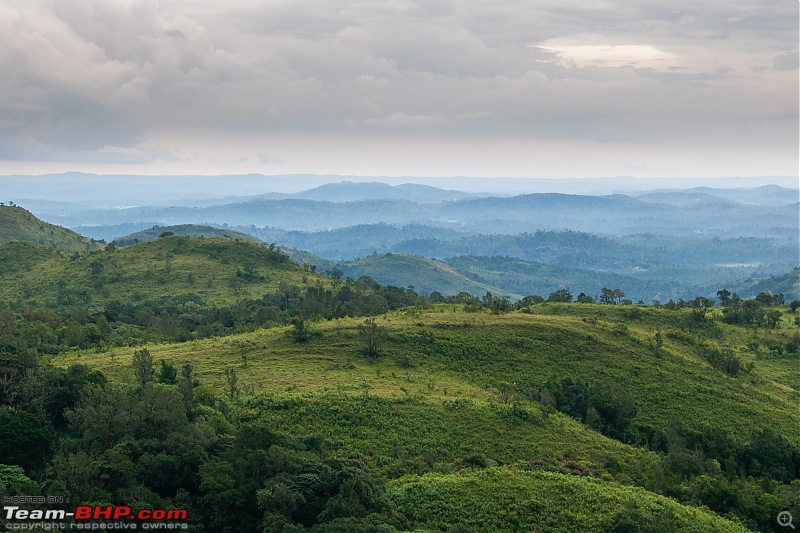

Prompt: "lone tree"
[224,368,238,399]
[653,331,664,358]
[358,317,387,359]
[132,348,155,387]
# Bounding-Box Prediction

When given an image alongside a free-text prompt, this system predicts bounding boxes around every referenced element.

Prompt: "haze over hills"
[4,176,793,303]
[89,219,798,301]
[3,173,798,208]
[31,187,799,242]
[633,185,799,206]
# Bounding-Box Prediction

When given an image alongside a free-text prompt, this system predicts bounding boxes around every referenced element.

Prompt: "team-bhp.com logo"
[4,505,188,530]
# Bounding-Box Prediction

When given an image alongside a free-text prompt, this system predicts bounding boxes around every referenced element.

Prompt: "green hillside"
[389,467,749,532]
[340,253,518,298]
[0,235,318,309]
[112,223,264,246]
[0,205,102,252]
[739,268,800,301]
[282,250,518,298]
[61,307,800,443]
[51,304,800,531]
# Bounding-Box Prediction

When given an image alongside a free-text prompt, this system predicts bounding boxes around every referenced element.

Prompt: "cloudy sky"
[1,0,797,178]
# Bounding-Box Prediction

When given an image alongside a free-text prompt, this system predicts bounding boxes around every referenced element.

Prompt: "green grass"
[0,205,102,252]
[228,391,655,481]
[389,467,750,532]
[58,305,800,444]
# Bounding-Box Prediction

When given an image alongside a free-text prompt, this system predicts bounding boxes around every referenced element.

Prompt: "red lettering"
[74,506,92,520]
[94,506,114,519]
[113,506,132,519]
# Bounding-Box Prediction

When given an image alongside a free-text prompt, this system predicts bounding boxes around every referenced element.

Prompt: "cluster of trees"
[526,375,800,531]
[0,276,423,357]
[645,423,800,531]
[0,357,405,531]
[537,377,637,441]
[717,289,785,328]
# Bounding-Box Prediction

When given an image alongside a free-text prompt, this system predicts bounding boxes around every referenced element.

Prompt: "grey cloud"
[773,50,799,71]
[0,0,796,168]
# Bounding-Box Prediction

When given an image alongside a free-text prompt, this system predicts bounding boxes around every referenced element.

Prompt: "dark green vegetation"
[0,227,798,531]
[0,205,102,252]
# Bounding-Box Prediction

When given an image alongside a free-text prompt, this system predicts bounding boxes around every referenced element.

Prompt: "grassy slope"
[0,236,324,308]
[0,205,102,252]
[339,253,519,298]
[59,307,800,442]
[112,224,264,246]
[389,467,750,532]
[283,249,519,298]
[52,305,797,531]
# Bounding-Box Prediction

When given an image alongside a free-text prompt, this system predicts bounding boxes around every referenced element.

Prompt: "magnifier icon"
[779,511,795,529]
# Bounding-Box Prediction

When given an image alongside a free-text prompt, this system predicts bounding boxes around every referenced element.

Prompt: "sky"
[0,0,797,179]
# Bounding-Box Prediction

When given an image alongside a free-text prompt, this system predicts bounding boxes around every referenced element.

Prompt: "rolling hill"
[0,205,102,252]
[112,224,264,246]
[53,303,800,531]
[729,268,800,301]
[281,249,517,298]
[0,235,319,309]
[36,190,799,240]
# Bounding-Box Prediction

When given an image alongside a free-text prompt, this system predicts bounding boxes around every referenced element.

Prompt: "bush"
[358,318,387,358]
[705,347,741,377]
[288,316,319,343]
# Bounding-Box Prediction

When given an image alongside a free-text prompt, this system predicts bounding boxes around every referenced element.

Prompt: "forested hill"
[0,235,315,308]
[0,205,102,252]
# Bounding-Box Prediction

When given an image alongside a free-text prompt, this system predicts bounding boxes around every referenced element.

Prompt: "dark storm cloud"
[0,0,796,171]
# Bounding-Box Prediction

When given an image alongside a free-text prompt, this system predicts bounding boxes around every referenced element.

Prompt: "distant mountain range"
[251,181,481,203]
[36,188,798,241]
[633,185,798,206]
